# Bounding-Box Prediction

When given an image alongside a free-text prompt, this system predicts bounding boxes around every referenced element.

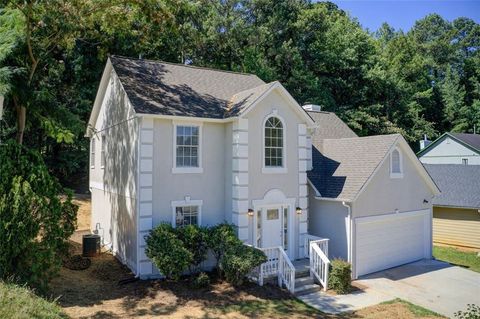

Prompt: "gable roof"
[109,55,265,119]
[417,132,480,157]
[424,164,480,209]
[307,111,357,151]
[308,134,400,201]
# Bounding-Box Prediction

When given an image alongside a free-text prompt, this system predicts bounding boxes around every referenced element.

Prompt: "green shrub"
[0,142,77,292]
[192,272,210,288]
[328,259,351,294]
[176,224,208,272]
[0,281,67,319]
[455,304,480,319]
[206,223,241,269]
[221,244,267,286]
[145,223,193,280]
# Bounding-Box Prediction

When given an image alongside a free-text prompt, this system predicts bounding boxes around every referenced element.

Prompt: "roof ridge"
[109,54,261,78]
[322,133,400,142]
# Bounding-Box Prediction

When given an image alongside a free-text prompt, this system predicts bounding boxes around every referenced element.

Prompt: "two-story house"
[87,56,439,285]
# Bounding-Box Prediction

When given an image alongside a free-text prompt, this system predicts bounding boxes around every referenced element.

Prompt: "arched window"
[264,117,284,167]
[390,148,403,178]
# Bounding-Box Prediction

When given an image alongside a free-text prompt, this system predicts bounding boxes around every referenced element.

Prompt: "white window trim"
[390,147,403,178]
[100,134,106,169]
[90,137,96,169]
[171,198,203,227]
[262,111,287,174]
[172,121,203,174]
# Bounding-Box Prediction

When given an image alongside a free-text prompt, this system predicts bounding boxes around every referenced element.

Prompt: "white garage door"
[355,210,431,278]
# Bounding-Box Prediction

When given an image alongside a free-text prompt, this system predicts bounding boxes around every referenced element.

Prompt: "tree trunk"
[13,96,26,144]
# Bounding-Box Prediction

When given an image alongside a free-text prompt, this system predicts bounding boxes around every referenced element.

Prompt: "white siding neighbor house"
[86,56,440,288]
[418,132,480,165]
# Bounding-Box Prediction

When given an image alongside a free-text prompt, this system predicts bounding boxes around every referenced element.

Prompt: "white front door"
[261,207,283,248]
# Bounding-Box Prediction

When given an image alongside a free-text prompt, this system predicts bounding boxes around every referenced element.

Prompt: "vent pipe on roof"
[302,104,322,112]
[419,134,431,150]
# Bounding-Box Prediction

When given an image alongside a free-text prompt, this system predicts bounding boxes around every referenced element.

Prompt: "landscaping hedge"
[328,259,351,294]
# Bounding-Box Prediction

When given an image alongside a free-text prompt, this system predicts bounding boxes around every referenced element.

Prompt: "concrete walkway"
[299,259,480,317]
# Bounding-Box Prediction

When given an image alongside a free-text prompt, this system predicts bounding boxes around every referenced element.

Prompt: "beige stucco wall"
[244,89,308,258]
[89,70,139,272]
[353,144,434,217]
[151,119,227,227]
[433,206,480,249]
[308,186,350,260]
[245,91,302,200]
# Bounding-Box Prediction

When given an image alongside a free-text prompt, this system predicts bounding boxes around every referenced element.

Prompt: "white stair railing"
[250,246,295,294]
[304,235,329,258]
[309,240,330,291]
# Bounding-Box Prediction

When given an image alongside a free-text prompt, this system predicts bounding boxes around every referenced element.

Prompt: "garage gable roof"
[424,164,480,209]
[309,134,440,202]
[417,132,480,157]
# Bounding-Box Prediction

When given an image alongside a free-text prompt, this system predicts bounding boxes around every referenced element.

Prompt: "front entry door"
[261,207,283,248]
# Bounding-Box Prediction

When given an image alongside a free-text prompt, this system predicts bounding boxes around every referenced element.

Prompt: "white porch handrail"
[309,241,330,291]
[304,234,329,258]
[249,246,295,294]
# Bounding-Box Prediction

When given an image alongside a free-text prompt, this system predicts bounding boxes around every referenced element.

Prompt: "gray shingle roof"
[308,134,400,200]
[449,133,480,152]
[110,55,265,119]
[307,111,357,151]
[424,164,480,209]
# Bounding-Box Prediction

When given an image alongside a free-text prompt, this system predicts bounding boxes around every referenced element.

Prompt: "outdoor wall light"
[423,199,429,204]
[247,209,254,216]
[296,207,302,215]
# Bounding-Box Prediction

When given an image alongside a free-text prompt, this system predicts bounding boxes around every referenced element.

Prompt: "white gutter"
[342,201,354,277]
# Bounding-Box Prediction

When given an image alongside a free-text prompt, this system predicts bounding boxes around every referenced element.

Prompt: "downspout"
[342,201,353,276]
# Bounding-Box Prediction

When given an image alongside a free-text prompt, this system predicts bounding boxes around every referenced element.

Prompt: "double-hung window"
[101,135,106,168]
[171,199,203,227]
[90,138,96,168]
[173,124,202,173]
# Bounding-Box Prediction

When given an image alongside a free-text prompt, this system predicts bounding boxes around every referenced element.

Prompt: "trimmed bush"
[145,223,193,280]
[221,244,267,286]
[328,259,351,294]
[192,272,210,288]
[176,224,208,272]
[206,223,241,269]
[455,304,480,319]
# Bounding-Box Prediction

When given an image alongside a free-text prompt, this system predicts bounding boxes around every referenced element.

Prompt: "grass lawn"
[0,282,66,319]
[433,245,480,273]
[381,299,445,318]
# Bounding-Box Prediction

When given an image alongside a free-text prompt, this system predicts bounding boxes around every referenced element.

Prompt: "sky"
[322,1,480,32]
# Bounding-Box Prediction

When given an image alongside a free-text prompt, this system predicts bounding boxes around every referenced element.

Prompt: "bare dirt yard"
[48,195,444,319]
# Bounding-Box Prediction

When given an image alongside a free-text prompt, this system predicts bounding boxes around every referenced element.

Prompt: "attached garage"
[355,210,432,278]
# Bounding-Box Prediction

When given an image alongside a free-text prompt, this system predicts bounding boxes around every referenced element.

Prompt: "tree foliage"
[0,0,479,185]
[0,141,77,292]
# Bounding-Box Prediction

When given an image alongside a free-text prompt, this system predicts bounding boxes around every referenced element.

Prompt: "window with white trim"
[101,135,106,168]
[90,138,95,168]
[264,117,284,167]
[390,148,403,178]
[174,125,200,169]
[175,206,199,227]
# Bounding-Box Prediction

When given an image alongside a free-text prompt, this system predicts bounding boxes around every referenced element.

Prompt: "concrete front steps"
[293,259,323,296]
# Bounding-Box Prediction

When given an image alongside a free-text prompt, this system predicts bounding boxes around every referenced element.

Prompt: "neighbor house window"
[90,138,96,168]
[462,158,468,165]
[101,135,106,168]
[390,148,403,178]
[264,116,284,169]
[173,123,202,173]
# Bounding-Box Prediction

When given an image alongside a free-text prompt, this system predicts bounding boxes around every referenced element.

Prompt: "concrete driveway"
[356,259,480,317]
[299,259,480,317]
